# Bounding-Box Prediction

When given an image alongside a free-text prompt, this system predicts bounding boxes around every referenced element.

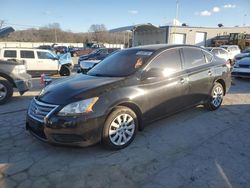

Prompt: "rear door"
[20,50,36,71]
[181,47,214,105]
[140,48,189,120]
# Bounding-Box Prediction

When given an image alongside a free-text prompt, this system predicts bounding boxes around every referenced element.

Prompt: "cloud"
[223,4,236,8]
[212,7,220,13]
[200,10,212,16]
[128,10,138,15]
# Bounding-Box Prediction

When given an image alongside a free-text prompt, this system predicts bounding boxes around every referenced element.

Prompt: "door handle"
[208,70,212,76]
[180,78,185,84]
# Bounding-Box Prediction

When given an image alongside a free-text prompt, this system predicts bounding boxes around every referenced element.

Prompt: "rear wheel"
[59,65,71,76]
[102,106,138,150]
[204,82,224,111]
[0,80,13,105]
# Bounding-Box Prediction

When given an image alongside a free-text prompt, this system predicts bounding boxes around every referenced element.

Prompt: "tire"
[0,80,13,105]
[59,66,71,76]
[204,82,224,111]
[102,106,138,150]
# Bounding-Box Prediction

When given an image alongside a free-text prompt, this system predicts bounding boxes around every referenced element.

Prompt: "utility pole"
[54,28,57,43]
[243,14,247,26]
[172,0,179,43]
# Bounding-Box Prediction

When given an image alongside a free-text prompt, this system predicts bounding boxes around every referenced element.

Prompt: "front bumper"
[26,112,106,147]
[232,68,250,78]
[14,74,32,95]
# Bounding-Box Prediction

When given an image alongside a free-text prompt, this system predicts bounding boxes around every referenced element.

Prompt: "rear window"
[4,50,17,58]
[20,50,35,58]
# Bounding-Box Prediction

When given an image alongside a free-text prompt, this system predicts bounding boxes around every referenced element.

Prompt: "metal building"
[133,24,250,47]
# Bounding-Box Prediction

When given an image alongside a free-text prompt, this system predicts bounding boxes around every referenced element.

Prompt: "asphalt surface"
[0,76,250,188]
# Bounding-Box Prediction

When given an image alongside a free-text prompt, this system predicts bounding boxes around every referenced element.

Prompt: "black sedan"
[26,44,231,149]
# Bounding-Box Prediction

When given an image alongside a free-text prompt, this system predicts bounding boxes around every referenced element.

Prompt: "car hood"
[58,53,73,65]
[237,57,250,65]
[80,60,101,69]
[37,74,124,105]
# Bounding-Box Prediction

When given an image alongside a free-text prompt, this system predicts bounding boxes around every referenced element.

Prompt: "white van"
[0,48,73,76]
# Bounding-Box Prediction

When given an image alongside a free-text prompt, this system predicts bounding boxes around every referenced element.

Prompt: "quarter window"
[4,50,17,58]
[20,50,35,58]
[182,48,206,69]
[149,49,182,74]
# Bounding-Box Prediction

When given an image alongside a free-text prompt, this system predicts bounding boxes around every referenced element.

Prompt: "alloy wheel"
[0,83,7,100]
[108,113,135,146]
[212,86,223,107]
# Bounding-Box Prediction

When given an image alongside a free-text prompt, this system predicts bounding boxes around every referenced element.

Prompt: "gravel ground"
[0,77,250,188]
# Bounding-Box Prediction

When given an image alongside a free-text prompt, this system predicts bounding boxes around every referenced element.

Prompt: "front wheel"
[102,106,138,150]
[204,82,224,111]
[0,80,13,105]
[59,66,71,76]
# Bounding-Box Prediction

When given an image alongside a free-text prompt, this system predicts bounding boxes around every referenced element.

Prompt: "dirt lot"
[0,77,250,188]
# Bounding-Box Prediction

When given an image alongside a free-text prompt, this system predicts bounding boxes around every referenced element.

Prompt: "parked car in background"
[220,45,241,59]
[37,45,54,52]
[206,47,232,66]
[54,46,68,54]
[0,59,32,104]
[78,60,101,74]
[234,48,250,61]
[78,48,119,64]
[232,57,250,78]
[73,48,95,57]
[0,48,73,76]
[26,44,231,150]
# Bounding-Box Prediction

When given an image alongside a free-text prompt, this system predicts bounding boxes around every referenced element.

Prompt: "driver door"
[36,51,59,72]
[139,48,189,121]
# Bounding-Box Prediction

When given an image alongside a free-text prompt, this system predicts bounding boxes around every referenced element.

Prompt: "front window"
[88,49,155,77]
[37,51,57,59]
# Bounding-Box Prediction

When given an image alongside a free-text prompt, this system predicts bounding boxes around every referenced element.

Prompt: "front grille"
[28,98,58,123]
[52,134,86,143]
[27,123,47,140]
[239,64,250,68]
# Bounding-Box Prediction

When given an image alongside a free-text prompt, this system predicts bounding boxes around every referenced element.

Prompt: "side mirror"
[141,68,163,80]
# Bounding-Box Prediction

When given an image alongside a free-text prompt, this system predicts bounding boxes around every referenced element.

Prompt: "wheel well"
[0,73,15,87]
[114,102,143,131]
[215,79,226,95]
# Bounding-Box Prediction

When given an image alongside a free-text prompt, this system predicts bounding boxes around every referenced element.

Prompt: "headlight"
[58,97,99,116]
[12,65,27,74]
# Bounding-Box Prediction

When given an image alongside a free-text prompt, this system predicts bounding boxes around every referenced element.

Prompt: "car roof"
[130,44,206,51]
[2,47,52,52]
[131,44,205,51]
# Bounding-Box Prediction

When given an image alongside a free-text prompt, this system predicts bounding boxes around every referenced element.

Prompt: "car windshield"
[87,48,155,77]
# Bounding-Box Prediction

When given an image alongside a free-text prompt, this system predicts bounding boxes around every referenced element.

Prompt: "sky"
[0,0,250,33]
